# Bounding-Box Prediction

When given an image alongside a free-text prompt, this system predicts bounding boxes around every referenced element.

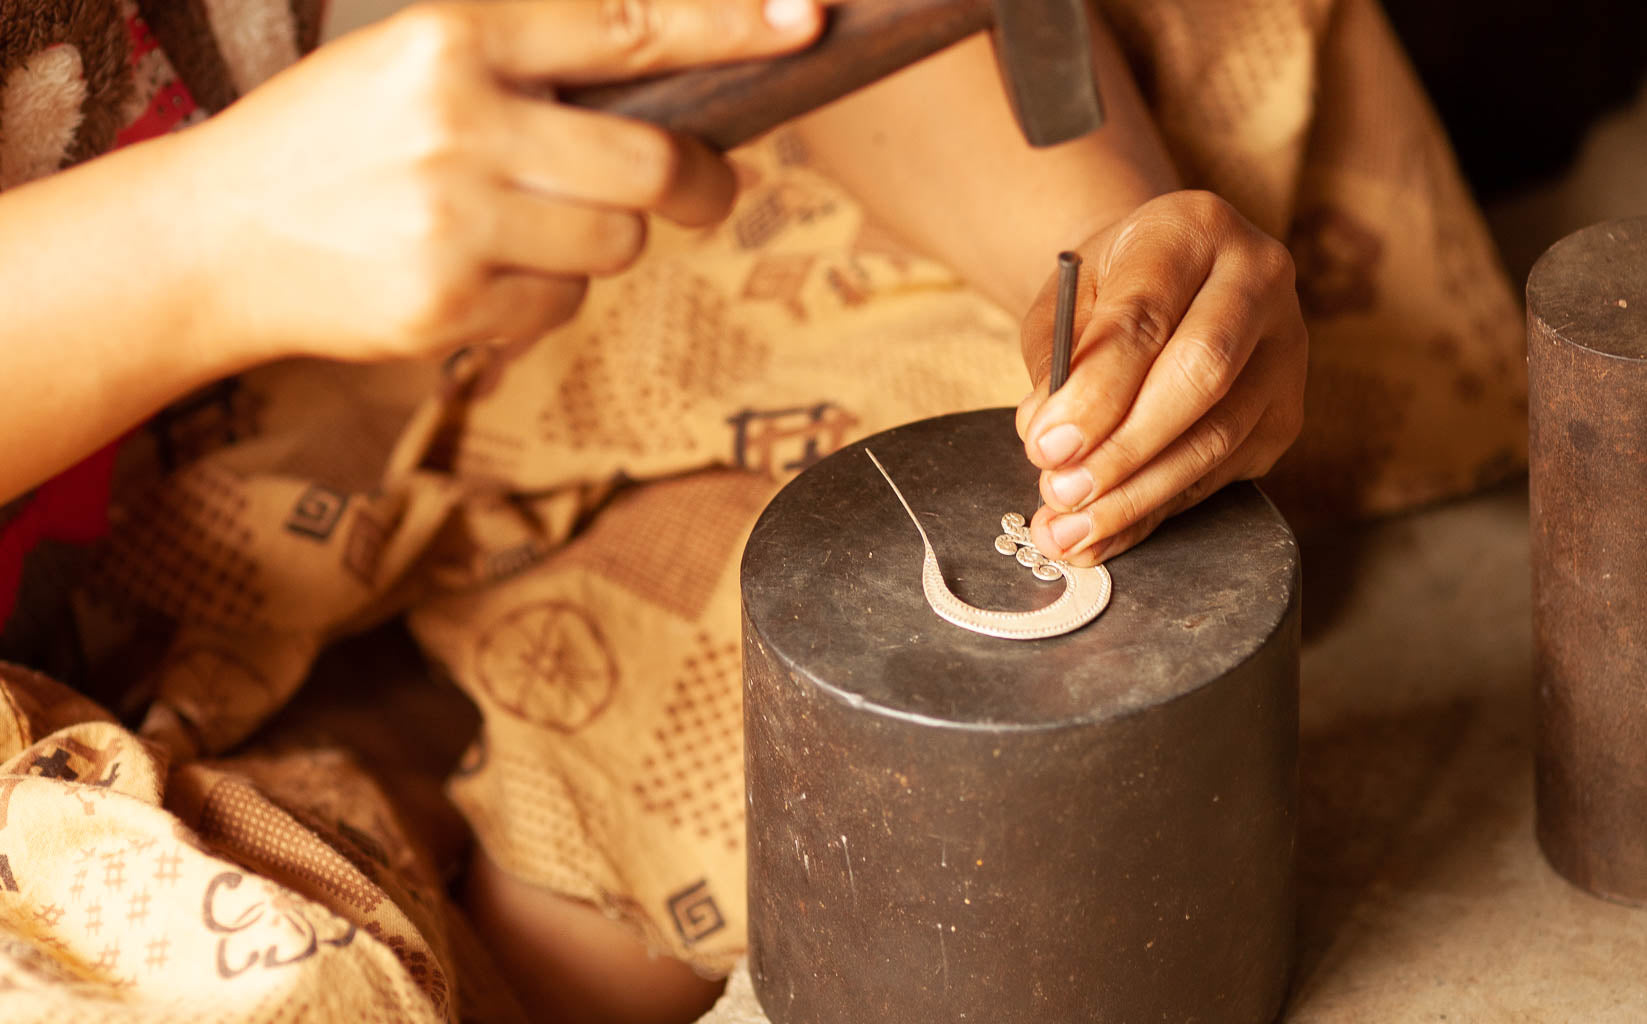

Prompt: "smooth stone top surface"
[1528,216,1647,360]
[740,408,1299,730]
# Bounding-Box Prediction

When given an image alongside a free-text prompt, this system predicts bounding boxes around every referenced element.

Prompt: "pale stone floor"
[704,482,1647,1023]
[1287,485,1643,1022]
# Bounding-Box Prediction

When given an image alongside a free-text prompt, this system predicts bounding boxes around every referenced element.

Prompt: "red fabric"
[115,77,197,146]
[127,8,161,62]
[1,12,200,631]
[0,441,119,628]
[116,11,200,147]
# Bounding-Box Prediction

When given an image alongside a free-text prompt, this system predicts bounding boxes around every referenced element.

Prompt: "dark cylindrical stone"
[741,409,1300,1023]
[1528,216,1647,905]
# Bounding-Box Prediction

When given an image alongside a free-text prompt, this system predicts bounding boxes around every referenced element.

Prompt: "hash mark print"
[632,634,744,852]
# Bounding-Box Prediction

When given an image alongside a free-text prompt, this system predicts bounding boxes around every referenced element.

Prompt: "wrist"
[0,130,278,499]
[143,126,288,378]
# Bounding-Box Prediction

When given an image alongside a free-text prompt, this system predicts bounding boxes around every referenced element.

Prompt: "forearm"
[0,133,258,503]
[793,7,1180,317]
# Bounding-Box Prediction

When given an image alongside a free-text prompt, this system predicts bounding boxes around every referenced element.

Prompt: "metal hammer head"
[991,0,1106,147]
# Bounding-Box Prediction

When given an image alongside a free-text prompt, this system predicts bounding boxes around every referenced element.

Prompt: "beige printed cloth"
[0,0,1525,1018]
[0,664,457,1022]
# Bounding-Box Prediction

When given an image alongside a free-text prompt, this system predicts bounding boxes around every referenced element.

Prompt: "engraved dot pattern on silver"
[865,450,1112,640]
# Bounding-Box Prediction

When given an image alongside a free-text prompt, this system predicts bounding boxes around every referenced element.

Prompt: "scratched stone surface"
[742,409,1299,727]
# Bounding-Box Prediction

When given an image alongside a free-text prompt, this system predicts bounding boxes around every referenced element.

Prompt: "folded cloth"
[0,663,458,1022]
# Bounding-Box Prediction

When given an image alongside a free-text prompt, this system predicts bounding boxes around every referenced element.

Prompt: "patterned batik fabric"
[1098,0,1526,522]
[0,664,458,1023]
[0,0,1524,1005]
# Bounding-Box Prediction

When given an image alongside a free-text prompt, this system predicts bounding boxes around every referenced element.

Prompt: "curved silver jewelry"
[866,450,1112,640]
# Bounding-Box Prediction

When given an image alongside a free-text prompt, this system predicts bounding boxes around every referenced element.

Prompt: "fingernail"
[1048,468,1093,509]
[764,0,815,30]
[1049,513,1091,552]
[1034,423,1084,466]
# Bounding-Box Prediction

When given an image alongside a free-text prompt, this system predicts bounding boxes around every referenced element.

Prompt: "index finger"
[1022,213,1217,470]
[472,0,823,84]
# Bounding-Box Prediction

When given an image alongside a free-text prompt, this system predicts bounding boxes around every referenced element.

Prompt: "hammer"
[561,0,1105,151]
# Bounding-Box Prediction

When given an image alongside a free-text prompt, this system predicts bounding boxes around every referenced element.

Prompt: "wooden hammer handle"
[559,0,992,151]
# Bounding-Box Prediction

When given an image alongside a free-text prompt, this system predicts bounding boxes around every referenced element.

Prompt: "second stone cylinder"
[1528,216,1647,905]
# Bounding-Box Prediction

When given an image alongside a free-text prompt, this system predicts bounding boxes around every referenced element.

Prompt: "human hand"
[1015,191,1307,565]
[181,0,822,365]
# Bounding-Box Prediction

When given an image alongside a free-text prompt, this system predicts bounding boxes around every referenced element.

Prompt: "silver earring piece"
[866,450,1112,640]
